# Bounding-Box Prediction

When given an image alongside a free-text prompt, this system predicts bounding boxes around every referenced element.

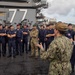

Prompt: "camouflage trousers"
[48,61,71,75]
[31,39,39,57]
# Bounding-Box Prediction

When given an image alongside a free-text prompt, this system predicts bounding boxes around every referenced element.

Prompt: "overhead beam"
[0,1,46,9]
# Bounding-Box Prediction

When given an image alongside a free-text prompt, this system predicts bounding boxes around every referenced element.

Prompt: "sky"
[41,0,75,24]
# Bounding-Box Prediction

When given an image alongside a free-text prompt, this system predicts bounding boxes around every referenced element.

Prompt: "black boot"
[7,55,11,58]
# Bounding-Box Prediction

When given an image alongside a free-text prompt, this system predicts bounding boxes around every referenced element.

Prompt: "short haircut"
[0,24,2,26]
[68,23,72,26]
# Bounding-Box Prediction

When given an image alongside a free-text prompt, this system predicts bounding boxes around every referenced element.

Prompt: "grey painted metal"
[0,8,36,26]
[0,2,35,7]
[0,0,47,26]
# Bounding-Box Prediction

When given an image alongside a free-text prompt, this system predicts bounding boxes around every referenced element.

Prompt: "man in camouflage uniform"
[30,25,39,58]
[37,23,73,75]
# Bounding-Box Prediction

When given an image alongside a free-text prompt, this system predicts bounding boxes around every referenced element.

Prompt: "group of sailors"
[0,23,55,58]
[0,22,75,73]
[0,24,29,58]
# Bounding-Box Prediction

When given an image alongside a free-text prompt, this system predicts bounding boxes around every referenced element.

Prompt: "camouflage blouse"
[40,35,73,75]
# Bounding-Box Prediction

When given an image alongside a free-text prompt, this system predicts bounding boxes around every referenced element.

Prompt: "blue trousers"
[16,38,22,55]
[8,40,16,56]
[0,38,5,56]
[22,39,28,53]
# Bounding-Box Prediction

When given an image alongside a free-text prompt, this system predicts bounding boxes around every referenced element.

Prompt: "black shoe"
[3,54,6,57]
[35,56,39,59]
[22,51,24,53]
[20,54,22,56]
[13,56,16,58]
[29,55,35,58]
[7,55,11,58]
[26,51,28,54]
[16,53,19,55]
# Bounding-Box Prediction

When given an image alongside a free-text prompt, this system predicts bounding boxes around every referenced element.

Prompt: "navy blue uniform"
[65,31,72,39]
[0,29,6,57]
[7,30,16,57]
[68,29,75,40]
[28,29,32,51]
[4,29,9,55]
[22,28,29,53]
[16,29,23,55]
[45,29,54,50]
[67,29,75,73]
[38,29,46,47]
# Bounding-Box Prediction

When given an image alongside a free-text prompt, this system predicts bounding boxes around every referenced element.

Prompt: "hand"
[46,34,50,37]
[36,43,44,50]
[23,32,28,35]
[45,38,47,41]
[1,34,6,36]
[38,38,39,41]
[21,40,23,42]
[9,36,12,38]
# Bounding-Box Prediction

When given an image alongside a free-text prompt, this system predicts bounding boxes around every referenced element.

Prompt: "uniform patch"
[68,33,71,36]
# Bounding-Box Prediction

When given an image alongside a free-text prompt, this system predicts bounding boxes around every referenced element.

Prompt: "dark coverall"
[38,29,46,48]
[22,28,29,54]
[45,29,54,50]
[4,29,9,56]
[0,29,6,57]
[7,30,16,57]
[16,29,23,55]
[67,29,75,73]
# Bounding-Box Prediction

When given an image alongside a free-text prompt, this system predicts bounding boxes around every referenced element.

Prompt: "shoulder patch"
[68,33,71,36]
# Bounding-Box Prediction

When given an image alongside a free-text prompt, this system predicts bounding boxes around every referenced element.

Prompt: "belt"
[32,37,37,38]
